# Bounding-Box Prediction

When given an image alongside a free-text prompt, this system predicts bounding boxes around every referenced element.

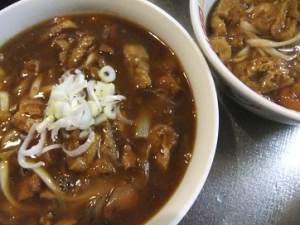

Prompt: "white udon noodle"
[233,20,300,62]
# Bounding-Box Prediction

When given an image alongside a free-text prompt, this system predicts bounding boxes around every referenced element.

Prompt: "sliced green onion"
[104,104,117,119]
[102,83,115,96]
[98,65,116,83]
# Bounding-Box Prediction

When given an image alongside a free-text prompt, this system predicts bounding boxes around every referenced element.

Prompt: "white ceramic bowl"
[190,0,300,125]
[0,0,219,224]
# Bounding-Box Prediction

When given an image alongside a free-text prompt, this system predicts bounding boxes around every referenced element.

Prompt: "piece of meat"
[210,9,227,36]
[217,0,245,25]
[29,173,42,193]
[40,20,78,42]
[17,173,42,201]
[11,99,45,132]
[64,129,80,151]
[147,124,178,170]
[19,99,45,116]
[123,44,151,89]
[121,144,136,170]
[233,56,294,94]
[18,176,34,201]
[54,34,71,65]
[67,122,120,172]
[270,0,299,41]
[67,35,95,67]
[102,25,118,40]
[65,130,99,172]
[153,70,182,98]
[20,59,40,77]
[209,36,232,64]
[100,122,119,161]
[100,42,114,55]
[88,157,117,177]
[227,26,247,50]
[103,183,140,219]
[246,2,276,35]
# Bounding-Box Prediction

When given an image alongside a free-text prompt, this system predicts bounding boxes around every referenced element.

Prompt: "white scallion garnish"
[98,65,116,82]
[17,67,125,168]
[40,68,125,139]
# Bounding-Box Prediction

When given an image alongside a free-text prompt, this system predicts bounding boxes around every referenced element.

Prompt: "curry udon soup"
[207,0,300,111]
[0,14,196,225]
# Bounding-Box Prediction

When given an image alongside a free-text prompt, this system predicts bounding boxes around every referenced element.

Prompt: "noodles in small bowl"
[190,0,300,125]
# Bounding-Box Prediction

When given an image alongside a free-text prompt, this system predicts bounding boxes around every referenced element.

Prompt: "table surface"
[1,0,300,225]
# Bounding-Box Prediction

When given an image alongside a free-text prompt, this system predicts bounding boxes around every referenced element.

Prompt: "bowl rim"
[0,0,219,224]
[189,0,300,123]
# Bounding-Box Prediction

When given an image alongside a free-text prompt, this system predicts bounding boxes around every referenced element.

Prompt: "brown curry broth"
[0,14,196,224]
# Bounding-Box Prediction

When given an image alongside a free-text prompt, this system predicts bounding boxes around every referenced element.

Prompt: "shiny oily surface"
[1,1,300,225]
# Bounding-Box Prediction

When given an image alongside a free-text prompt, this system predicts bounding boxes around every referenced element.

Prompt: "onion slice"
[62,130,95,157]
